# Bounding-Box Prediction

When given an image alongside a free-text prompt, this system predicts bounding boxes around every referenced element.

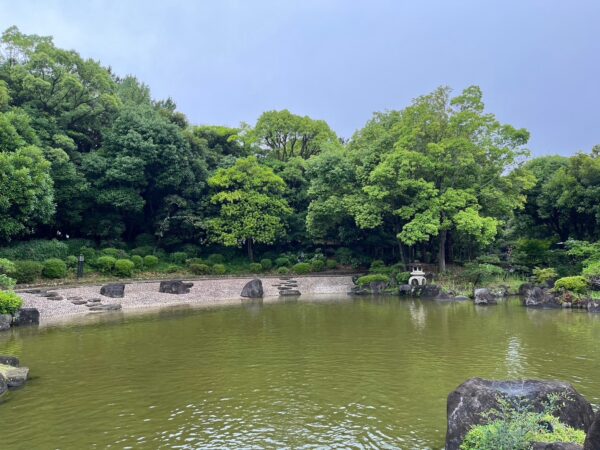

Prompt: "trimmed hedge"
[212,264,226,275]
[114,259,135,277]
[42,258,67,279]
[143,255,159,269]
[357,274,390,286]
[96,256,116,273]
[0,258,15,275]
[277,266,290,275]
[260,258,273,270]
[326,259,338,270]
[14,261,43,284]
[275,256,290,268]
[190,263,210,275]
[292,262,311,274]
[0,291,23,315]
[249,263,263,273]
[311,260,325,272]
[554,276,588,293]
[170,252,188,265]
[65,255,78,269]
[131,255,143,269]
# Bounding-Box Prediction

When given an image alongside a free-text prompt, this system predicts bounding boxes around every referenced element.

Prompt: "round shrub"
[326,259,338,270]
[131,246,154,257]
[275,256,291,268]
[533,267,558,284]
[14,261,43,284]
[101,247,125,258]
[190,263,210,275]
[42,258,67,279]
[292,262,311,274]
[0,258,15,275]
[260,258,273,271]
[79,246,96,263]
[311,260,325,272]
[65,255,79,269]
[96,256,116,274]
[554,276,588,294]
[0,291,23,315]
[0,274,16,290]
[164,264,180,274]
[131,255,143,269]
[143,255,159,269]
[114,259,135,277]
[170,252,188,265]
[277,266,290,275]
[249,263,263,273]
[357,274,390,286]
[212,263,226,275]
[207,253,225,265]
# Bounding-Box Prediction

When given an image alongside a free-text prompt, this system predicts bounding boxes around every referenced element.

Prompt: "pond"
[1,296,600,449]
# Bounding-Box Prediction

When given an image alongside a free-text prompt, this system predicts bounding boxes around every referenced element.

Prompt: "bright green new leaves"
[207,157,292,259]
[0,145,54,240]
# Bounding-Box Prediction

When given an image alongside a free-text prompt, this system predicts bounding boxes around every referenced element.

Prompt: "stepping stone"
[67,296,83,301]
[88,304,122,312]
[279,290,301,296]
[71,300,87,305]
[0,364,29,388]
[42,292,59,298]
[88,298,101,303]
[47,296,64,301]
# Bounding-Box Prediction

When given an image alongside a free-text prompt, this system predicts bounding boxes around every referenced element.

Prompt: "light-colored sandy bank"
[19,275,355,325]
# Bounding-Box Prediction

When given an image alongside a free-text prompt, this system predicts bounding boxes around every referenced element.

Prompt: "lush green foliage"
[211,264,226,275]
[554,276,588,293]
[0,274,16,290]
[143,255,159,269]
[0,291,23,315]
[95,256,117,273]
[357,274,390,286]
[42,258,67,279]
[13,260,43,283]
[0,258,15,275]
[114,259,135,277]
[260,258,273,270]
[292,262,311,274]
[131,255,143,269]
[190,263,210,275]
[533,267,558,284]
[249,263,263,273]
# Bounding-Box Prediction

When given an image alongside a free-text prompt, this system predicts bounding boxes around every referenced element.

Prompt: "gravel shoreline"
[19,275,355,325]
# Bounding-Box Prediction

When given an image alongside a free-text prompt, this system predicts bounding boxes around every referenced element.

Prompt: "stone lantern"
[408,264,426,286]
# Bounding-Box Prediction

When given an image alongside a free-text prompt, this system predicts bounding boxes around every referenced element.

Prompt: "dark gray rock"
[369,281,387,294]
[279,290,301,296]
[0,356,18,367]
[67,296,83,301]
[587,301,600,313]
[519,282,535,296]
[159,280,193,294]
[71,300,87,305]
[411,284,441,298]
[11,308,39,326]
[47,295,64,301]
[88,298,101,303]
[0,364,28,388]
[241,279,263,298]
[0,374,6,397]
[398,284,412,295]
[0,314,11,331]
[446,378,594,450]
[533,444,582,450]
[474,288,497,305]
[41,291,59,298]
[584,411,600,450]
[100,283,125,298]
[524,287,562,308]
[88,304,122,312]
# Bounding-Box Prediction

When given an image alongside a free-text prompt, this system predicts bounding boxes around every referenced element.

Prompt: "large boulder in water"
[100,283,125,298]
[12,308,40,326]
[0,363,29,388]
[0,374,6,397]
[474,288,497,305]
[0,314,11,331]
[241,279,263,298]
[159,280,193,294]
[584,411,600,450]
[446,378,594,450]
[524,287,562,308]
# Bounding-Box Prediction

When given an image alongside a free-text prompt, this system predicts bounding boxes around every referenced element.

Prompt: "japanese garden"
[1,22,600,450]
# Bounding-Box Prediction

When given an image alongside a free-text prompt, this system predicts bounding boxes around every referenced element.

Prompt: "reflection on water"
[1,296,600,449]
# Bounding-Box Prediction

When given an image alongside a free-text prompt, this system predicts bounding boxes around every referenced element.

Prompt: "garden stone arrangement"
[274,277,301,296]
[0,356,29,397]
[241,279,263,298]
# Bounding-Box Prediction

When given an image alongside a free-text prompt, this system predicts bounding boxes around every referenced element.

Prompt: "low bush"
[131,255,143,269]
[311,260,325,272]
[42,258,67,279]
[207,253,225,265]
[0,291,23,315]
[170,252,188,265]
[260,258,273,270]
[554,276,588,294]
[335,247,353,265]
[0,274,16,290]
[96,256,117,274]
[164,264,180,274]
[114,259,135,277]
[396,271,411,284]
[533,267,558,284]
[189,263,210,275]
[292,262,311,274]
[131,246,154,257]
[582,261,600,281]
[326,259,338,270]
[0,239,69,261]
[249,263,263,273]
[357,274,390,286]
[143,255,159,269]
[79,246,97,263]
[212,263,226,275]
[14,261,43,283]
[277,266,290,275]
[275,256,291,268]
[65,255,78,269]
[101,248,123,258]
[0,258,15,275]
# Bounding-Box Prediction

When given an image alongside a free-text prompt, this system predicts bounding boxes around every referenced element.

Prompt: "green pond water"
[1,296,600,449]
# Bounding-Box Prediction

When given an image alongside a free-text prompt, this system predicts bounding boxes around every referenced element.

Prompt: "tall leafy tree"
[206,156,291,260]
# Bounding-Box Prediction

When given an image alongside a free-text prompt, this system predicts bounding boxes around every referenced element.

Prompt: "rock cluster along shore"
[0,307,39,332]
[446,378,600,450]
[0,356,29,397]
[521,284,600,312]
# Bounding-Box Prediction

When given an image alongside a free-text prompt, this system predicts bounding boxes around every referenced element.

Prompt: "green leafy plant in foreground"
[0,291,23,315]
[461,394,584,450]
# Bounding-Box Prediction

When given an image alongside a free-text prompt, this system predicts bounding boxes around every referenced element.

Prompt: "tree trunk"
[438,230,447,272]
[247,239,254,262]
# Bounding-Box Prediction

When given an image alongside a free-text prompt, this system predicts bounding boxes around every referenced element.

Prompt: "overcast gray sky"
[1,0,599,156]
